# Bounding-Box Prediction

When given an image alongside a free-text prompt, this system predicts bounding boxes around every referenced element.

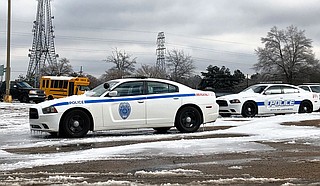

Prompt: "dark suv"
[0,81,46,103]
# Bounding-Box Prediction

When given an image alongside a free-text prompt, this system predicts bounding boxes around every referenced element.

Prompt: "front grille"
[29,108,39,119]
[31,125,41,129]
[36,90,45,96]
[216,100,228,106]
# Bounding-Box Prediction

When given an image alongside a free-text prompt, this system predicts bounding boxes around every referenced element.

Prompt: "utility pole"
[4,0,12,102]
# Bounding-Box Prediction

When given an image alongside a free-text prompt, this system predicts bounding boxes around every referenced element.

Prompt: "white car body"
[216,84,320,117]
[29,78,219,137]
[298,84,320,111]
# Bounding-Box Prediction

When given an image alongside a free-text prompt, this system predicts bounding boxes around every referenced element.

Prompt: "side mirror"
[108,90,118,97]
[103,83,110,89]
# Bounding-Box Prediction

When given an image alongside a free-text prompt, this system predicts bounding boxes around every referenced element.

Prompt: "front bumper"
[216,100,242,115]
[29,107,61,132]
[29,95,46,103]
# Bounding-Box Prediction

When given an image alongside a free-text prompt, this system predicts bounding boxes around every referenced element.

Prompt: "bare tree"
[84,74,102,89]
[103,48,136,79]
[41,57,74,76]
[254,25,319,84]
[166,49,195,83]
[135,64,167,78]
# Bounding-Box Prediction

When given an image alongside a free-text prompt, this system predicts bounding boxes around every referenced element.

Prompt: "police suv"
[216,83,320,117]
[29,78,219,137]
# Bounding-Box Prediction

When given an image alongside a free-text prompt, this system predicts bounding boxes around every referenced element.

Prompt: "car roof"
[112,78,183,85]
[299,83,320,86]
[252,83,295,86]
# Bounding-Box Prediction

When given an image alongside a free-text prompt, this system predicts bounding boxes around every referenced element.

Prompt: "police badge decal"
[119,102,131,119]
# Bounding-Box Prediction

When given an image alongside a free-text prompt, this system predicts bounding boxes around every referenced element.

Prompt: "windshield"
[86,81,119,97]
[16,82,33,88]
[241,85,267,94]
[78,86,90,91]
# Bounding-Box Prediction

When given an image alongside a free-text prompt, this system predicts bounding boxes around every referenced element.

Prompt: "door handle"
[138,100,144,103]
[173,97,179,100]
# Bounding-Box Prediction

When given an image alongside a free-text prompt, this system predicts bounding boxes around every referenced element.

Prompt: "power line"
[0,31,256,58]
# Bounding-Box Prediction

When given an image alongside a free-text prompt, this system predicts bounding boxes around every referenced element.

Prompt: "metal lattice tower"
[156,32,166,71]
[27,0,58,87]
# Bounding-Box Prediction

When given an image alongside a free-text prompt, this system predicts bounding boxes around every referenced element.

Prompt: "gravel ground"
[1,121,320,185]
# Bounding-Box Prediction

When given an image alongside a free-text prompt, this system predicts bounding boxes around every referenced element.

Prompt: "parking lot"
[0,103,320,185]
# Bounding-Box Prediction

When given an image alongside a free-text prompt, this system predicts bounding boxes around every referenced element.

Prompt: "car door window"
[113,81,144,97]
[147,82,178,94]
[265,86,282,95]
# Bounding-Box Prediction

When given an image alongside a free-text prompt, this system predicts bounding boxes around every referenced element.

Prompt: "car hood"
[217,92,259,101]
[35,94,94,108]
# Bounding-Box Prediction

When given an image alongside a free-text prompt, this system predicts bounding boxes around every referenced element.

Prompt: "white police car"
[29,78,219,137]
[216,84,320,117]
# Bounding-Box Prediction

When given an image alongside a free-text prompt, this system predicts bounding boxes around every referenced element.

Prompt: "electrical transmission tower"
[156,32,166,72]
[27,0,58,87]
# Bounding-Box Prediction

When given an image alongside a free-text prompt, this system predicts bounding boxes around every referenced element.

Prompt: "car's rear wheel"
[298,101,313,113]
[60,109,90,138]
[241,101,257,117]
[175,106,202,133]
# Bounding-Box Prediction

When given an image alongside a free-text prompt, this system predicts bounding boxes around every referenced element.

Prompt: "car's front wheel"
[298,101,313,113]
[20,94,29,103]
[60,109,90,138]
[175,106,202,133]
[241,101,257,117]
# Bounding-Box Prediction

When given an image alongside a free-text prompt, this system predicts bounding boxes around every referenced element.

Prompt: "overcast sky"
[1,0,320,80]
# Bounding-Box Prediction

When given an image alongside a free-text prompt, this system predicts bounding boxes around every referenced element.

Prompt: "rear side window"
[147,82,178,94]
[282,86,299,94]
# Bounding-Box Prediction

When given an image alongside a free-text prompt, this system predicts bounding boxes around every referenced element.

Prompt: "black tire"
[241,101,257,117]
[298,101,313,113]
[153,127,171,134]
[60,109,90,138]
[20,94,30,103]
[175,106,202,133]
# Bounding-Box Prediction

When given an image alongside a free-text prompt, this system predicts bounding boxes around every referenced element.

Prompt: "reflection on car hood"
[36,94,97,108]
[217,92,259,100]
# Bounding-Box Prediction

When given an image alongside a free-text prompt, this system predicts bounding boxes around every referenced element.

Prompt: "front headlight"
[230,99,241,104]
[29,90,37,94]
[42,106,58,114]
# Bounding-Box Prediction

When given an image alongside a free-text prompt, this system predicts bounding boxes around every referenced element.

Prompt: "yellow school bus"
[40,76,90,100]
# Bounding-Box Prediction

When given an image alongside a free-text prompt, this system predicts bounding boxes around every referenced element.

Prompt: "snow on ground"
[0,102,320,172]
